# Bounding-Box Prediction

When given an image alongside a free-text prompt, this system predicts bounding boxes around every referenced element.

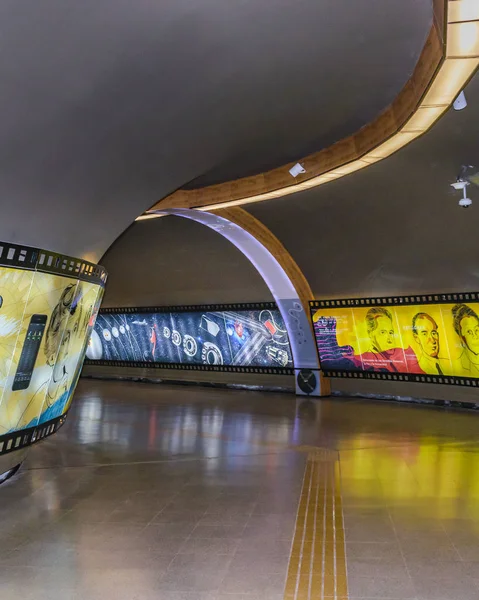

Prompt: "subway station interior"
[1,1,479,599]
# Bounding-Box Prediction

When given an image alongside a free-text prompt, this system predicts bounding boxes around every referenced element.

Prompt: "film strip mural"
[84,302,294,375]
[0,242,107,285]
[310,292,479,387]
[0,240,106,457]
[88,360,294,376]
[99,302,278,314]
[0,414,67,457]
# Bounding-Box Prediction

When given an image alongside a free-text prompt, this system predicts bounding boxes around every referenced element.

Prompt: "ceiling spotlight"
[450,180,468,191]
[459,196,472,208]
[452,179,472,208]
[289,163,306,178]
[453,90,467,111]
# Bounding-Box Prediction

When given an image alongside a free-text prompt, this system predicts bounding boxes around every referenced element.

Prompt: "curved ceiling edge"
[142,0,479,215]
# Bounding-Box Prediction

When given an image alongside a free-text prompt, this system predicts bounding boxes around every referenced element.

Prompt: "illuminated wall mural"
[310,293,479,385]
[0,242,106,457]
[85,304,293,374]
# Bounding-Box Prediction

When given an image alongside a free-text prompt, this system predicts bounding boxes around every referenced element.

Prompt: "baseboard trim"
[332,390,479,411]
[81,374,294,394]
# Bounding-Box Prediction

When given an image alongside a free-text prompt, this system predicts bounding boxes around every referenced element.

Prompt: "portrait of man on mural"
[352,307,422,374]
[412,312,450,376]
[452,303,479,377]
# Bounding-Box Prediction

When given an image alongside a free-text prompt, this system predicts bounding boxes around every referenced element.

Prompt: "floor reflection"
[1,381,479,599]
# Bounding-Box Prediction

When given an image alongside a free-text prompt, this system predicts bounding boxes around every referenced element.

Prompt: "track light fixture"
[453,90,467,110]
[289,163,306,178]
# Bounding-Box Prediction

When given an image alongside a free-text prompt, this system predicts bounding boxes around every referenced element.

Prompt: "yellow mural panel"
[312,301,479,378]
[0,265,104,437]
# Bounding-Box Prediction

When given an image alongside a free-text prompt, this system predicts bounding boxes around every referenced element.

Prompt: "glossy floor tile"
[2,380,479,599]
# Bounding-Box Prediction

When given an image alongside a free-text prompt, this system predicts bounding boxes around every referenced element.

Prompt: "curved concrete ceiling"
[0,0,431,260]
[248,69,479,296]
[102,70,479,310]
[152,1,479,213]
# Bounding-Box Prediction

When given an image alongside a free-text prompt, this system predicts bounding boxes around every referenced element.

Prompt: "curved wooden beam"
[215,207,313,305]
[214,206,331,396]
[148,0,479,213]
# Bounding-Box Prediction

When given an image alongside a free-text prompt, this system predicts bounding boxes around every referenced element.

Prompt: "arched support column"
[150,207,330,397]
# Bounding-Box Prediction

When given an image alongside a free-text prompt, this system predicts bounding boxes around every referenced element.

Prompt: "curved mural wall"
[0,241,106,463]
[86,304,293,374]
[97,209,479,405]
[311,293,479,387]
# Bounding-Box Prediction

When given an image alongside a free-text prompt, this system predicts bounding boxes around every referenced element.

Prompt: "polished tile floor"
[2,380,479,599]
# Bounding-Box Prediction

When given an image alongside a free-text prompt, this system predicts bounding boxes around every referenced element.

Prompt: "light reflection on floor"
[1,381,479,599]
